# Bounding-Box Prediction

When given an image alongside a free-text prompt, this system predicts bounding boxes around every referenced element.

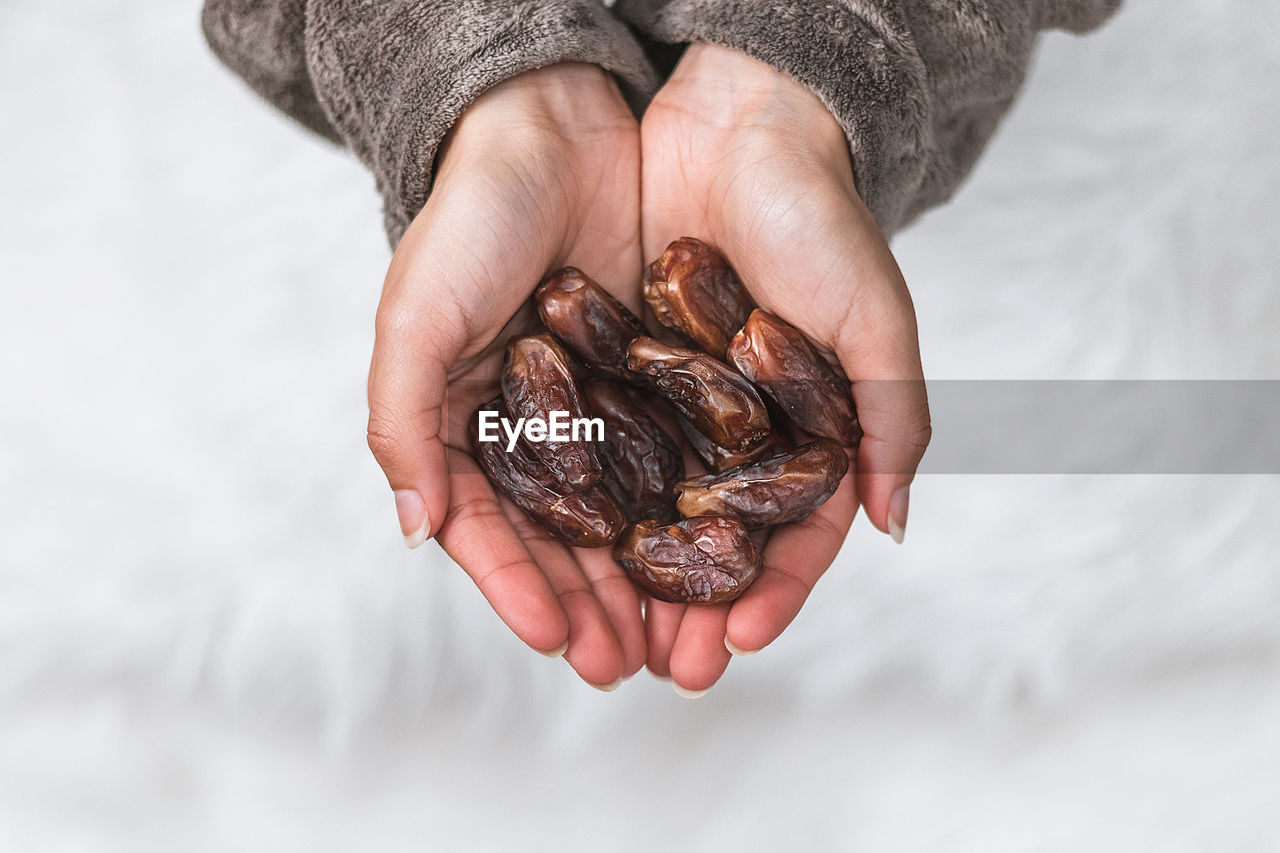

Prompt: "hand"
[367,64,647,689]
[639,45,931,692]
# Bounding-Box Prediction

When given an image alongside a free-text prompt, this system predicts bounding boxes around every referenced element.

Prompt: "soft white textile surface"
[1,1,1277,849]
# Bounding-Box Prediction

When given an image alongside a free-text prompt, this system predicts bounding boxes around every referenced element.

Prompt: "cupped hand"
[639,45,931,692]
[367,64,647,688]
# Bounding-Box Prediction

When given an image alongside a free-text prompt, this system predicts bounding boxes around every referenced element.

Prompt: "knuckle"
[555,586,595,610]
[589,573,640,608]
[839,277,917,347]
[509,511,556,544]
[446,494,504,532]
[373,287,470,358]
[796,508,844,544]
[365,412,403,464]
[366,402,442,469]
[907,409,933,450]
[373,299,416,342]
[916,420,933,449]
[765,562,813,599]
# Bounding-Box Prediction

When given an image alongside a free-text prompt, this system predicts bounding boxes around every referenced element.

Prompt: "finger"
[435,451,569,654]
[725,461,859,654]
[668,604,732,696]
[574,546,648,679]
[494,498,626,690]
[367,249,471,549]
[644,598,686,680]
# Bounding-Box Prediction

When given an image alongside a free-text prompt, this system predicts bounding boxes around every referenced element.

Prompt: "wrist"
[440,64,634,170]
[646,44,851,188]
[662,45,842,140]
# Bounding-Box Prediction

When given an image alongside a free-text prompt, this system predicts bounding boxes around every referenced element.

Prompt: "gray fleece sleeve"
[202,0,658,245]
[614,0,1122,236]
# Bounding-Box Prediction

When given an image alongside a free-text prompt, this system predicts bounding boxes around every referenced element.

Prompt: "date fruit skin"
[677,417,793,474]
[727,310,861,446]
[583,380,684,523]
[502,333,602,491]
[626,337,770,452]
[470,397,625,547]
[535,267,646,377]
[643,237,755,359]
[613,517,762,604]
[674,439,849,529]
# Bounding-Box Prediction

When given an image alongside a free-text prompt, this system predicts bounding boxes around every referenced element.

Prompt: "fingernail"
[590,677,623,693]
[673,683,710,699]
[536,640,569,658]
[724,636,758,657]
[395,490,430,549]
[650,671,673,683]
[888,485,910,545]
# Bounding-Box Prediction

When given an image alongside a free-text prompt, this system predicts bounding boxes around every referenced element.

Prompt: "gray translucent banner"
[447,379,1280,474]
[917,380,1280,474]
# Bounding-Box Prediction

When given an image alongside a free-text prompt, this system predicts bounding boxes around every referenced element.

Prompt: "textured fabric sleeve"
[203,0,658,245]
[614,0,1122,236]
[202,0,341,142]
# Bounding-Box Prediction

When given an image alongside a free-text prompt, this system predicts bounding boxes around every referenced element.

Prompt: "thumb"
[367,159,569,547]
[827,218,930,544]
[366,294,457,548]
[727,196,930,543]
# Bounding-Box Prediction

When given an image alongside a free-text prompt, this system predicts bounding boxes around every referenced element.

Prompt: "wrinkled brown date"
[677,416,793,474]
[535,267,646,376]
[582,380,684,523]
[727,310,861,446]
[626,337,770,452]
[470,397,626,547]
[674,439,849,529]
[502,334,602,491]
[613,517,762,604]
[643,237,755,359]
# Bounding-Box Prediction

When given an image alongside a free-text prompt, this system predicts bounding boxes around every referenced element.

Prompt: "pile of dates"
[470,238,860,604]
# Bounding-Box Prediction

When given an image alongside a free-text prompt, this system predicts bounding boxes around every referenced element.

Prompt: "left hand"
[367,64,648,688]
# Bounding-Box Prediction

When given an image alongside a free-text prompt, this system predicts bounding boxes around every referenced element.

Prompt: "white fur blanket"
[1,1,1277,849]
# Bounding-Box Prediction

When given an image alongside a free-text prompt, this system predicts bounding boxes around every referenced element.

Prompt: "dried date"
[643,237,755,359]
[625,337,770,452]
[674,439,849,528]
[470,397,625,547]
[583,380,684,523]
[613,517,762,604]
[727,310,861,446]
[535,267,645,377]
[501,334,602,491]
[677,417,793,474]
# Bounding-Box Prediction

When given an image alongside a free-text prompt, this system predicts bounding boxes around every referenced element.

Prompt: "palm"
[641,97,875,351]
[432,144,644,456]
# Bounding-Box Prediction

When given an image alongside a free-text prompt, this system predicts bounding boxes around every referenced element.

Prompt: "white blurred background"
[2,1,1278,849]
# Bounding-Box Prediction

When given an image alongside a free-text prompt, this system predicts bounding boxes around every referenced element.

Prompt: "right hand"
[637,45,932,692]
[367,64,647,689]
